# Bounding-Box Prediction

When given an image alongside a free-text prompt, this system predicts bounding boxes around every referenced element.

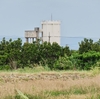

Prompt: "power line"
[0,35,100,39]
[43,36,100,39]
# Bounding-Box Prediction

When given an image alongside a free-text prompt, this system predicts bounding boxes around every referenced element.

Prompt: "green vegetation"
[1,37,100,70]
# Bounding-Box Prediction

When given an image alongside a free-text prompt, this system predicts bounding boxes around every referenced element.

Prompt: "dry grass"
[0,71,100,99]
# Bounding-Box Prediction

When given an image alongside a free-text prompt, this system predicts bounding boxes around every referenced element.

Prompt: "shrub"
[54,55,73,70]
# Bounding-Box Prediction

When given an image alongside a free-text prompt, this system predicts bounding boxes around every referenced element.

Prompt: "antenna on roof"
[51,14,52,21]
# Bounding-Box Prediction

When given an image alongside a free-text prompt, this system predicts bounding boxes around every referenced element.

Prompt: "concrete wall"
[25,30,37,38]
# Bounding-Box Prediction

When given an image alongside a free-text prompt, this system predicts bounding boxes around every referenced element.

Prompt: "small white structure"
[25,27,40,43]
[25,20,60,45]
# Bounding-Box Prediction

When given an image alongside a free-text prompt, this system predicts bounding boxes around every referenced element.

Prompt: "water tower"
[25,20,61,45]
[41,21,60,45]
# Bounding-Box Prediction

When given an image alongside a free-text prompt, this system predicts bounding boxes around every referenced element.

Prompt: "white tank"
[41,21,60,45]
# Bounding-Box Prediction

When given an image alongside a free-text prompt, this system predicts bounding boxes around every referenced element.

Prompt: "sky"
[0,0,100,49]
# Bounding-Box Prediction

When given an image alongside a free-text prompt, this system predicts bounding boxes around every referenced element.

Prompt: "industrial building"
[25,20,60,45]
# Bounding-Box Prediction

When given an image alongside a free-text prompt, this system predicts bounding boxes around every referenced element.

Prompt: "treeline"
[1,37,100,70]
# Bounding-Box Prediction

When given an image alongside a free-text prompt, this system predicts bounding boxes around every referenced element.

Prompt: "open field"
[0,69,100,99]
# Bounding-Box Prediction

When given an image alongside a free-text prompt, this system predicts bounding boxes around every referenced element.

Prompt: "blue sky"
[0,0,100,49]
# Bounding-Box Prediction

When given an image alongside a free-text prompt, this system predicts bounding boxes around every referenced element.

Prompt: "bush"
[0,65,10,70]
[54,55,73,70]
[78,51,100,70]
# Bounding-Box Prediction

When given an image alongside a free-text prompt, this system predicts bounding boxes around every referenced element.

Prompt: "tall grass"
[1,73,100,99]
[0,66,51,74]
[0,65,100,99]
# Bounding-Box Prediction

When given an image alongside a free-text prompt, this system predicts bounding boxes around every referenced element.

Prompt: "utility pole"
[48,32,51,42]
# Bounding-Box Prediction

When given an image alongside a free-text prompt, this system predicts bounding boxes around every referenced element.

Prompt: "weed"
[15,89,29,99]
[70,86,87,95]
[4,95,14,99]
[45,90,69,96]
[91,67,100,76]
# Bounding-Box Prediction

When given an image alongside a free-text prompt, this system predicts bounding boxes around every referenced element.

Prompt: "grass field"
[0,67,100,99]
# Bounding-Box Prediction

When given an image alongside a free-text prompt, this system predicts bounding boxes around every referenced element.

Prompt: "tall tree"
[78,38,94,54]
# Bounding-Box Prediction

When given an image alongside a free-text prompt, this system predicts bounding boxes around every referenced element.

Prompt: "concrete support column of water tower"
[26,38,28,43]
